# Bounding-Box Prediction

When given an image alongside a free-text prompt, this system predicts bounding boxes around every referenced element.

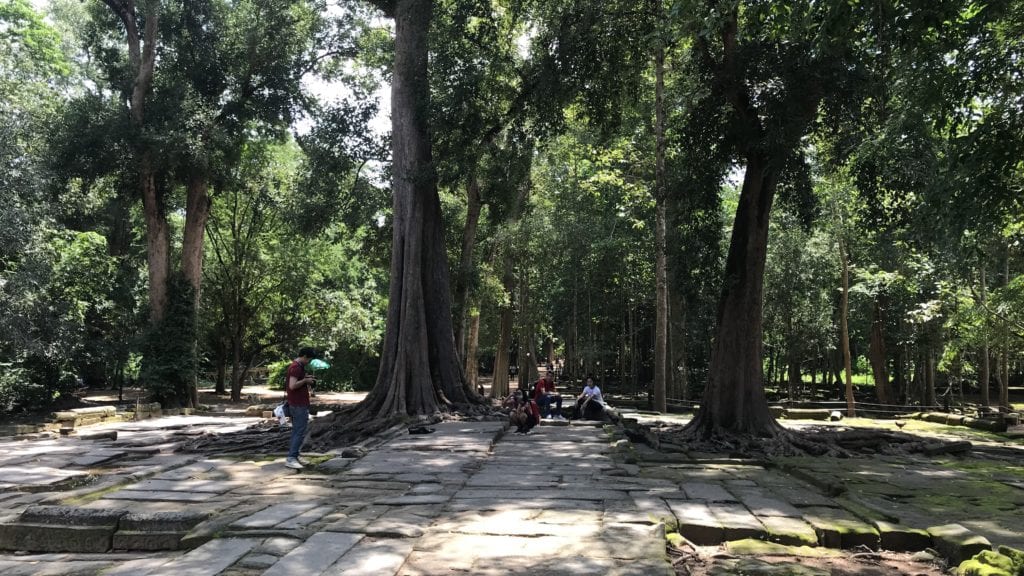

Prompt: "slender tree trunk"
[465,309,480,391]
[686,154,782,436]
[652,26,668,413]
[1000,246,1010,408]
[980,265,990,406]
[492,262,514,399]
[453,175,482,360]
[926,346,937,408]
[869,296,890,403]
[839,236,855,417]
[671,288,689,400]
[360,0,476,418]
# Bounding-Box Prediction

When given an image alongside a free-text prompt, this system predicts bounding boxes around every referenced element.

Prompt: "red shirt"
[285,361,310,407]
[533,377,555,400]
[526,399,540,420]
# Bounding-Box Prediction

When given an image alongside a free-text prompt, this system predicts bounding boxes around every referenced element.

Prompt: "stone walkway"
[1,412,1022,575]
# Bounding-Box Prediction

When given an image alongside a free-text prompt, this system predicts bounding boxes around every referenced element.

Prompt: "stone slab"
[374,494,451,505]
[232,502,320,529]
[712,503,767,542]
[104,490,219,503]
[262,531,363,575]
[111,530,184,551]
[323,537,415,575]
[20,505,125,527]
[801,507,879,549]
[0,466,89,486]
[875,521,931,552]
[276,505,334,530]
[129,479,245,493]
[681,482,737,502]
[734,491,803,517]
[760,515,819,546]
[119,510,209,532]
[665,500,724,545]
[0,523,113,553]
[928,523,991,564]
[167,537,261,576]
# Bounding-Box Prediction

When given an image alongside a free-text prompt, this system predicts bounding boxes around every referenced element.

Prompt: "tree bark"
[1000,245,1010,408]
[140,155,170,322]
[182,173,211,306]
[652,23,668,414]
[840,235,855,417]
[465,309,480,391]
[492,262,514,399]
[685,154,783,436]
[868,295,890,403]
[359,0,477,418]
[980,264,990,406]
[453,175,482,360]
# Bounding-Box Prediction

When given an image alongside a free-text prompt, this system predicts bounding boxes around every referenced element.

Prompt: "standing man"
[533,370,563,419]
[285,347,317,470]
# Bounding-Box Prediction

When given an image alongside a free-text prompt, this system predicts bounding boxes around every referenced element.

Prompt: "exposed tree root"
[647,422,975,459]
[182,401,506,455]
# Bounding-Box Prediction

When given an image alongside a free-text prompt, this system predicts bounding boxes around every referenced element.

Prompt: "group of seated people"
[505,372,606,434]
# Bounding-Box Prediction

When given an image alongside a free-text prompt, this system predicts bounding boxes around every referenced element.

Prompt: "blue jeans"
[537,395,562,417]
[288,405,309,459]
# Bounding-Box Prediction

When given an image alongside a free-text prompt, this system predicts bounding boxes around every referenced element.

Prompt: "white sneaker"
[284,458,303,470]
[556,415,566,421]
[297,456,311,466]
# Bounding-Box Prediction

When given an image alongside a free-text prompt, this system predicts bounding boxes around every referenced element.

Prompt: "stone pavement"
[1,412,1022,575]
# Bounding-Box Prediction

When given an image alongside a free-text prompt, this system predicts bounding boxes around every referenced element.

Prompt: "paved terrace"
[0,411,1021,575]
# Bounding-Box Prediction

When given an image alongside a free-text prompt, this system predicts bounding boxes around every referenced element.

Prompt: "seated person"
[533,371,564,419]
[511,396,540,434]
[574,375,605,419]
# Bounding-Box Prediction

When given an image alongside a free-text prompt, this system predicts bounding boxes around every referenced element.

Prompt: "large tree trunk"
[182,174,211,305]
[181,173,210,408]
[652,29,668,413]
[358,0,476,418]
[869,296,890,403]
[140,158,170,323]
[453,175,482,359]
[684,154,782,437]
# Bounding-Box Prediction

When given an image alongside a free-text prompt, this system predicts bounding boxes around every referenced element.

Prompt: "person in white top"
[574,375,605,419]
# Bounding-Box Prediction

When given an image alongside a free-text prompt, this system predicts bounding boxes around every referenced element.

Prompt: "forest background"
[1,0,1022,422]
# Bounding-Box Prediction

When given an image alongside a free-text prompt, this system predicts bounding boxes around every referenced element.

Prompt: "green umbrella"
[309,358,330,370]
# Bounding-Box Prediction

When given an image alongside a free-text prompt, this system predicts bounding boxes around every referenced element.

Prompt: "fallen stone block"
[665,500,724,545]
[801,506,879,549]
[20,505,126,527]
[875,520,931,552]
[928,523,991,565]
[0,523,114,553]
[119,510,209,532]
[112,530,185,551]
[761,515,819,546]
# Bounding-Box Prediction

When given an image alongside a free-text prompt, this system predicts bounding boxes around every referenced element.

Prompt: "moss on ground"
[958,547,1024,576]
[725,538,843,558]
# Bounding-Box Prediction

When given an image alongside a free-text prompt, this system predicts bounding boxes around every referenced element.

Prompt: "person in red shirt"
[511,395,540,434]
[284,347,317,469]
[533,371,563,420]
